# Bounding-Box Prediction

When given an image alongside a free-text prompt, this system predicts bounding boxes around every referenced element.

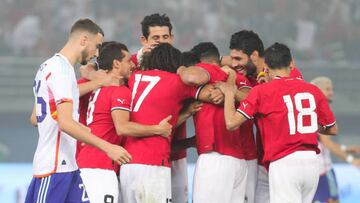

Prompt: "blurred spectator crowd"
[0,0,359,62]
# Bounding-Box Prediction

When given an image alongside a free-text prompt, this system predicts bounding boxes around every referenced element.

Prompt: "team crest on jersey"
[61,160,67,165]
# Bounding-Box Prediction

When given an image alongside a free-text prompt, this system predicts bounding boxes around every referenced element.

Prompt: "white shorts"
[119,164,171,203]
[171,158,188,203]
[193,152,248,203]
[255,165,270,203]
[245,159,258,203]
[269,151,320,203]
[80,168,119,203]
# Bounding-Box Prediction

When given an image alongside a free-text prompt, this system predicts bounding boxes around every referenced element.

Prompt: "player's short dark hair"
[264,42,292,70]
[140,43,182,73]
[98,42,128,71]
[70,18,104,36]
[230,30,264,57]
[141,13,172,39]
[191,42,220,65]
[182,51,200,66]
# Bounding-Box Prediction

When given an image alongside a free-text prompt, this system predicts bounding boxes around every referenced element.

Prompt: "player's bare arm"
[57,101,132,164]
[216,78,247,131]
[176,101,202,127]
[318,123,338,136]
[171,135,196,153]
[111,110,172,138]
[320,134,360,168]
[177,65,210,86]
[78,71,121,97]
[30,103,37,127]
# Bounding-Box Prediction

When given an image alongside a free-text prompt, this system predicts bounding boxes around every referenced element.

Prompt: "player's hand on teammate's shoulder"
[221,65,235,74]
[185,101,203,116]
[106,144,132,165]
[215,81,236,96]
[93,71,122,87]
[256,68,270,84]
[209,88,224,105]
[157,115,173,138]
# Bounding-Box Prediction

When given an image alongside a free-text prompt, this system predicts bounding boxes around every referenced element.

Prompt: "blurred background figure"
[311,76,360,203]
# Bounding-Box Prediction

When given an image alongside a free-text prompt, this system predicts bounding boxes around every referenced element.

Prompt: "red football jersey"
[194,63,252,159]
[77,78,91,125]
[237,76,336,163]
[170,122,187,161]
[76,86,131,172]
[124,70,198,167]
[131,53,139,69]
[290,66,303,79]
[235,73,257,160]
[193,63,227,154]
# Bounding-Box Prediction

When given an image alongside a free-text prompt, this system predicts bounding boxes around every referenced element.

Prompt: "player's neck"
[272,68,291,78]
[59,42,81,67]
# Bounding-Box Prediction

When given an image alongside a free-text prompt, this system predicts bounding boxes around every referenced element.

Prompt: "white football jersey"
[32,53,79,176]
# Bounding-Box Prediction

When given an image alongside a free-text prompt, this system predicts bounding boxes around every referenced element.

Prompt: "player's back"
[125,70,197,167]
[32,53,79,176]
[252,76,335,162]
[77,85,130,171]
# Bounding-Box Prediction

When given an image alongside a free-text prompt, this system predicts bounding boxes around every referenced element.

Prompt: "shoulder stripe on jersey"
[195,85,205,100]
[111,107,131,112]
[45,72,52,81]
[236,109,253,120]
[325,121,336,128]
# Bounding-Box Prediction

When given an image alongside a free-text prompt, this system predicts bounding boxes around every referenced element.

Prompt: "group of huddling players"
[26,12,360,203]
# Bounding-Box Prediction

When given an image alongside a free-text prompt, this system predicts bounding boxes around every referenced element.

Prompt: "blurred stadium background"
[0,0,359,202]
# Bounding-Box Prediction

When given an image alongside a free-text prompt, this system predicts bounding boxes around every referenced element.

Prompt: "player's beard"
[245,59,257,76]
[80,49,89,65]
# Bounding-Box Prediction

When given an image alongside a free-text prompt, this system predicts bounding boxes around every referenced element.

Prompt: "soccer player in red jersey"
[217,42,338,203]
[226,30,304,203]
[181,42,251,203]
[170,51,201,203]
[119,43,202,203]
[131,13,174,68]
[76,42,173,203]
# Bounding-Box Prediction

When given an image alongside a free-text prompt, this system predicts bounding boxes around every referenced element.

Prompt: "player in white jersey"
[311,76,360,202]
[25,18,131,203]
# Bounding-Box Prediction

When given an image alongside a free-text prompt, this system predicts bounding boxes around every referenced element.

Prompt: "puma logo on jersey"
[117,99,125,104]
[242,102,248,108]
[239,81,247,85]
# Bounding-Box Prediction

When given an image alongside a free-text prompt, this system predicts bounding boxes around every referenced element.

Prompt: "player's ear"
[80,35,88,47]
[140,36,147,46]
[250,51,259,61]
[113,59,121,69]
[290,59,295,68]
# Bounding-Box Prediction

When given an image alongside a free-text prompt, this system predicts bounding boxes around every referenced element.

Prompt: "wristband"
[340,144,347,151]
[346,154,354,163]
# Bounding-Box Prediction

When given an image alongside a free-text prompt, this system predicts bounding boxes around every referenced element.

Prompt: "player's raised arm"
[111,110,172,138]
[216,81,248,131]
[177,65,210,86]
[57,102,131,164]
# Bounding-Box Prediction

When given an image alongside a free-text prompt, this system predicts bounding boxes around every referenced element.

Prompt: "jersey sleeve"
[316,89,336,127]
[236,73,252,89]
[237,86,261,119]
[196,63,228,83]
[111,87,132,112]
[47,61,75,105]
